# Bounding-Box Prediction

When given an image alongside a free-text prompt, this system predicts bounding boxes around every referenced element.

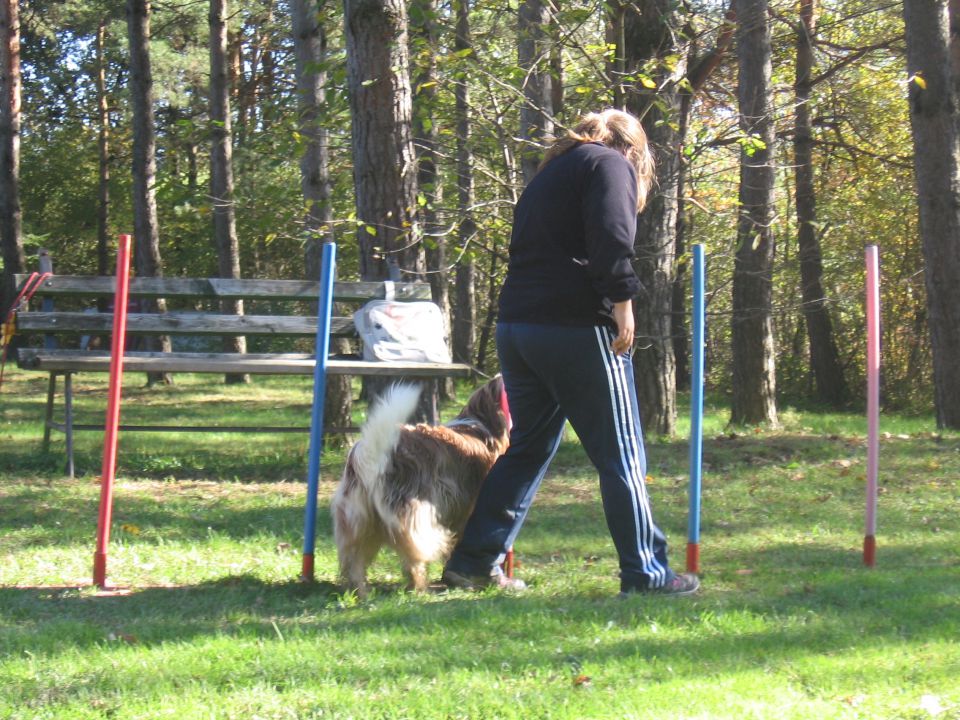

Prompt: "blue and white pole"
[302,241,337,581]
[687,244,705,574]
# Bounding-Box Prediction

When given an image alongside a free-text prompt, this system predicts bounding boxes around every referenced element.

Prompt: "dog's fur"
[331,377,510,597]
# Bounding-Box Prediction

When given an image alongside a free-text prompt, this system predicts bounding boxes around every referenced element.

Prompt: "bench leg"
[64,372,75,479]
[42,373,57,452]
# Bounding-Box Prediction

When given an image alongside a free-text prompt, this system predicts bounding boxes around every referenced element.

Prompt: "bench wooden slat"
[17,349,475,378]
[17,311,358,337]
[14,275,432,302]
[50,422,313,434]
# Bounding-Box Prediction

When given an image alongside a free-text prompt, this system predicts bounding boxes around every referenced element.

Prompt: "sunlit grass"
[1,368,958,719]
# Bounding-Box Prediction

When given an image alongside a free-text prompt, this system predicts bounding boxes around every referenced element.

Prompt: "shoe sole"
[619,580,700,599]
[441,571,526,592]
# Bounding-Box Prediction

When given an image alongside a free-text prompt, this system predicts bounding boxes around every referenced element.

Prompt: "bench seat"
[18,349,474,377]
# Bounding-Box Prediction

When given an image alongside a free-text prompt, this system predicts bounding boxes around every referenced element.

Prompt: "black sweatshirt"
[497,141,642,329]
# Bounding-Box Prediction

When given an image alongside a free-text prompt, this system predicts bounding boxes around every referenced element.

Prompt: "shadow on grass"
[2,568,958,712]
[2,538,957,647]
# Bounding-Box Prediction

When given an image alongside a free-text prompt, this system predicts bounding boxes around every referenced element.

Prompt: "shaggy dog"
[331,377,511,597]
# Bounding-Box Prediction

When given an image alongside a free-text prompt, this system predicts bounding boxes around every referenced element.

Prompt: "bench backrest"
[13,274,434,341]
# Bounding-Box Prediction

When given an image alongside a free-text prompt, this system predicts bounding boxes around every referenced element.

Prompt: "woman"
[442,109,699,597]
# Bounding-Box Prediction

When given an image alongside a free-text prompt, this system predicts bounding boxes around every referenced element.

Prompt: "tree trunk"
[411,0,453,399]
[672,231,690,393]
[96,18,111,282]
[606,1,626,108]
[673,92,693,391]
[292,0,333,273]
[950,0,960,98]
[794,0,847,406]
[258,0,276,133]
[292,0,351,445]
[518,0,554,184]
[210,0,249,385]
[549,23,564,117]
[731,0,778,426]
[903,0,960,428]
[0,0,25,316]
[623,0,681,437]
[476,246,499,375]
[344,0,423,280]
[345,0,436,421]
[673,8,735,391]
[127,0,172,385]
[452,0,476,367]
[229,28,246,143]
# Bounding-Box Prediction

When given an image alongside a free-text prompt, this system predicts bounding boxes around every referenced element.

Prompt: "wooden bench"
[13,270,473,476]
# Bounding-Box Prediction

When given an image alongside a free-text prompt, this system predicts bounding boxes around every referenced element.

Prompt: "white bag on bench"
[353,300,451,364]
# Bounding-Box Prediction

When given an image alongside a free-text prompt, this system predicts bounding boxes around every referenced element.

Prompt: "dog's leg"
[333,504,385,599]
[392,499,453,593]
[401,558,429,594]
[337,530,384,599]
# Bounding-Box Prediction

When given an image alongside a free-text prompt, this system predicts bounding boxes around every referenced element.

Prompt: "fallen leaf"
[108,632,139,644]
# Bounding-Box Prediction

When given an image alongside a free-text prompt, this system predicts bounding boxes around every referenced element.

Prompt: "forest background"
[1,0,958,437]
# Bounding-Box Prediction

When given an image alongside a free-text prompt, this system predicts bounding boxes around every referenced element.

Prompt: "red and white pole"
[864,245,880,567]
[93,234,132,588]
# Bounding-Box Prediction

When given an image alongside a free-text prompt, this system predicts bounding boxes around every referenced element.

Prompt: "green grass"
[1,368,959,719]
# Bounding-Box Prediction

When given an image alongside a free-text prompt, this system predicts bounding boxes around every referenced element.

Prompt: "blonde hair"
[540,108,655,212]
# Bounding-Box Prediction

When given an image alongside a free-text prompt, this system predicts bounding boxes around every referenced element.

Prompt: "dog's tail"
[347,384,454,561]
[349,383,422,497]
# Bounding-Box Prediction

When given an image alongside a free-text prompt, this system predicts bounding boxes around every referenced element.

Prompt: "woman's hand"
[611,299,634,355]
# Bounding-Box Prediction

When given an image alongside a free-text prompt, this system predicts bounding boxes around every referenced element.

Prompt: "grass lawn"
[1,368,958,719]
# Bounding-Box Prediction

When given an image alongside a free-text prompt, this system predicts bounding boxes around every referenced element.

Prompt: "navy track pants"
[446,322,675,591]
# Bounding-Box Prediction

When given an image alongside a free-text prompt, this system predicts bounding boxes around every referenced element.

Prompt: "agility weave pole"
[301,241,337,581]
[864,245,880,567]
[0,270,52,390]
[93,234,132,588]
[687,244,705,574]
